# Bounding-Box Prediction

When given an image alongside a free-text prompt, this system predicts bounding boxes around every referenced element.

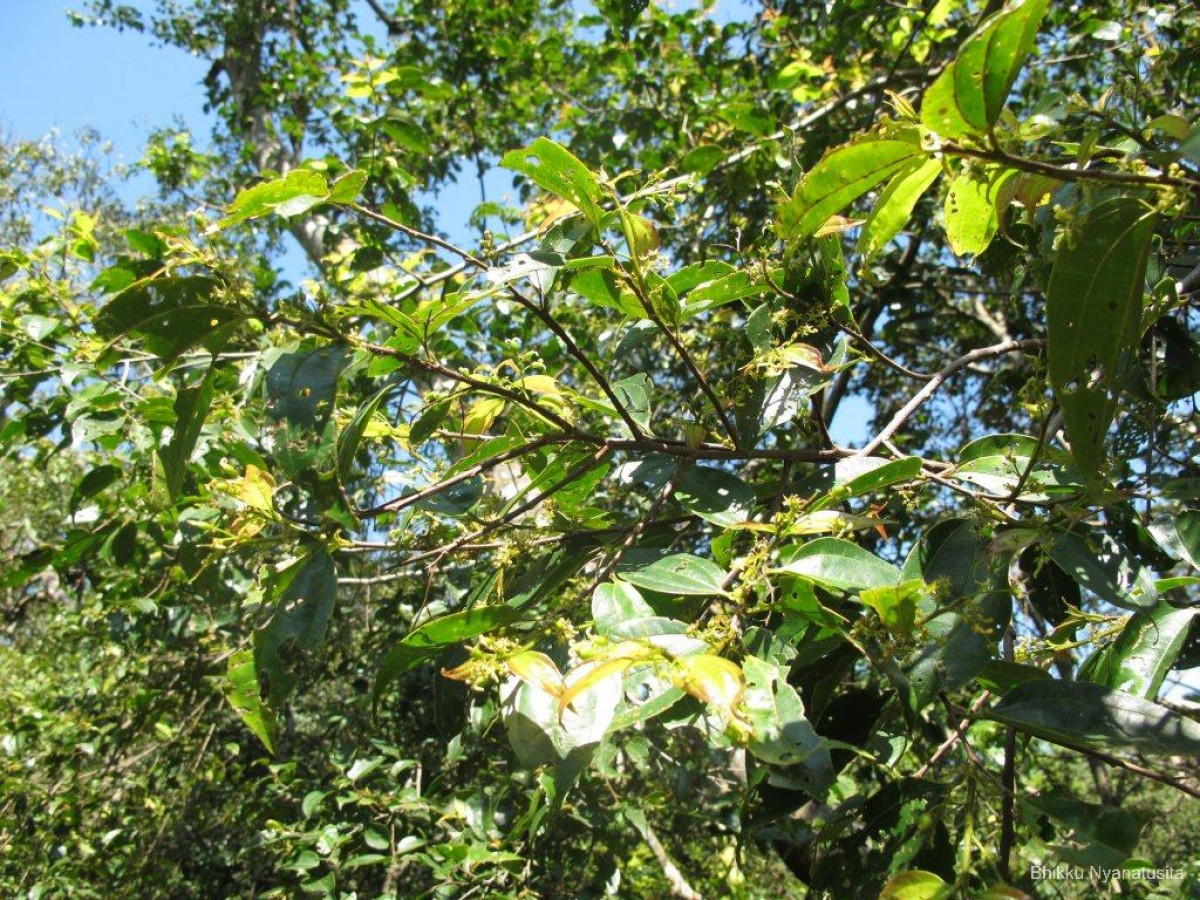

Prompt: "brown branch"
[944,142,1200,194]
[858,339,1043,456]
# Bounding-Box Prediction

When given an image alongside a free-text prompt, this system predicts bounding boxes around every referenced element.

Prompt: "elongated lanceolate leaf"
[988,680,1200,756]
[856,157,942,262]
[778,136,924,241]
[921,0,1050,139]
[1047,198,1157,478]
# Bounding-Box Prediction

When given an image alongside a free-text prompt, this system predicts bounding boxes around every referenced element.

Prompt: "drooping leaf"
[224,649,278,754]
[1047,197,1158,478]
[920,0,1050,139]
[857,157,942,262]
[1046,529,1158,611]
[254,547,338,708]
[778,135,925,241]
[265,345,350,479]
[741,655,832,790]
[336,380,397,482]
[987,680,1200,756]
[157,366,216,500]
[1083,602,1197,699]
[944,167,1013,257]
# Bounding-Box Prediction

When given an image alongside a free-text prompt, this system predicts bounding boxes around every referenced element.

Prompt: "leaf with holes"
[1047,197,1157,478]
[501,137,605,228]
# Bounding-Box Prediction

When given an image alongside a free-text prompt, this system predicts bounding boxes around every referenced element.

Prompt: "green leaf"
[224,649,278,754]
[500,137,604,228]
[374,606,525,705]
[899,520,1009,710]
[950,433,1082,501]
[1047,530,1158,611]
[158,366,216,500]
[861,579,928,637]
[95,276,245,361]
[880,871,950,900]
[1148,510,1200,570]
[1084,602,1197,699]
[742,655,833,793]
[944,167,1013,257]
[857,157,942,262]
[220,169,330,229]
[1047,197,1158,478]
[611,373,652,434]
[71,464,122,512]
[675,465,756,528]
[1022,793,1146,868]
[328,169,368,204]
[591,581,655,637]
[254,547,337,708]
[987,680,1200,756]
[336,379,397,482]
[920,0,1050,139]
[265,345,350,479]
[774,538,900,592]
[975,659,1052,694]
[809,456,923,511]
[778,135,924,241]
[617,552,728,596]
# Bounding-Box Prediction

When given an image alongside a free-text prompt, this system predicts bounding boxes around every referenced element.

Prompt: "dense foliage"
[3,1,1200,897]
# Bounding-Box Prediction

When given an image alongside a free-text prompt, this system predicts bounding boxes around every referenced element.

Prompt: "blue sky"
[0,4,211,172]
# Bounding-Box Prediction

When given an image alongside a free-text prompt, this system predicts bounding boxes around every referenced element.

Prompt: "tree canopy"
[3,1,1200,897]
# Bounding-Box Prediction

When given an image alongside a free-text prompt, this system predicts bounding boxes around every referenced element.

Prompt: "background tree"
[3,1,1200,897]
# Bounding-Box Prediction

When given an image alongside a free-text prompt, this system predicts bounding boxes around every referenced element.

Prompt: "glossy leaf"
[1084,602,1196,699]
[617,552,728,596]
[880,871,950,900]
[774,538,900,592]
[374,605,525,706]
[857,157,942,262]
[1047,530,1158,611]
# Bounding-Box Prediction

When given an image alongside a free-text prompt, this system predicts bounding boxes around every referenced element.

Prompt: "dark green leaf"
[374,605,525,705]
[675,465,756,528]
[617,553,728,596]
[987,680,1200,756]
[1047,197,1158,478]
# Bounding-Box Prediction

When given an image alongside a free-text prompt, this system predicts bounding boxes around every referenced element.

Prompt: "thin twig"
[858,339,1043,456]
